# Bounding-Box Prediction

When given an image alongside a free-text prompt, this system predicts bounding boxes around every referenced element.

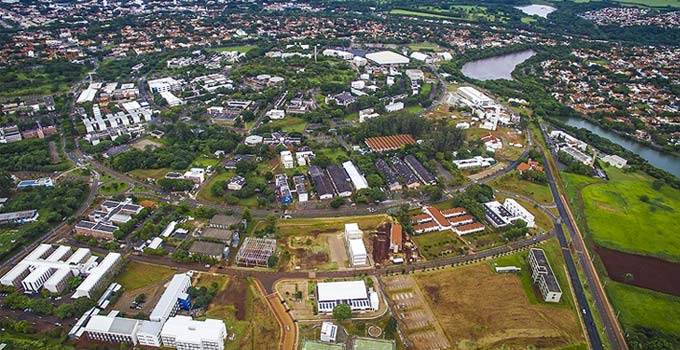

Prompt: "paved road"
[539,124,626,350]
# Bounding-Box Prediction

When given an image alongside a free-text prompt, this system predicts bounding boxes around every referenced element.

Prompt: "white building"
[344,223,368,266]
[148,77,183,93]
[342,161,368,190]
[150,273,191,323]
[528,248,562,303]
[266,109,285,120]
[365,51,410,65]
[161,315,227,350]
[280,150,295,169]
[405,69,425,81]
[183,168,206,184]
[385,102,404,113]
[483,199,535,228]
[322,49,354,60]
[316,280,379,314]
[320,322,338,342]
[601,154,627,168]
[85,315,141,345]
[359,108,380,123]
[453,156,495,170]
[73,252,121,299]
[160,91,184,107]
[457,86,494,108]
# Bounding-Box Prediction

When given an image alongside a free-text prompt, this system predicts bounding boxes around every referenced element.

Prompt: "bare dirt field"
[414,264,582,350]
[382,275,450,350]
[597,245,680,296]
[110,277,169,316]
[131,138,162,150]
[48,140,60,163]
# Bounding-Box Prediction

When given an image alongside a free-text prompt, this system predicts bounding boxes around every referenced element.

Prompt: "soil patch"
[597,245,680,296]
[213,277,249,320]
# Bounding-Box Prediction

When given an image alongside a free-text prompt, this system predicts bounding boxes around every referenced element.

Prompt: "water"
[562,117,680,178]
[514,4,556,18]
[461,49,536,81]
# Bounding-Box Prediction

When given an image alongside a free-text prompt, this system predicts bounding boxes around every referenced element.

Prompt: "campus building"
[483,199,535,228]
[316,280,379,314]
[150,273,192,323]
[161,315,227,350]
[528,248,562,303]
[344,223,368,266]
[75,199,143,239]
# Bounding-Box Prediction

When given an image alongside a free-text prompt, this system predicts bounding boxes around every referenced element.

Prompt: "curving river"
[461,49,536,81]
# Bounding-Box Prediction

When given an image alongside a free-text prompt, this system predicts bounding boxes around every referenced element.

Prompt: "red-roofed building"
[448,214,475,227]
[455,222,486,235]
[411,214,432,224]
[413,221,439,234]
[390,223,403,253]
[424,207,450,229]
[440,207,466,218]
[517,159,544,174]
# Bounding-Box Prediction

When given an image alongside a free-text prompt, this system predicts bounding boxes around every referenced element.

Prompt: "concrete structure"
[161,315,227,350]
[316,280,379,314]
[188,241,225,260]
[183,168,205,184]
[85,315,140,345]
[404,155,436,185]
[76,199,143,239]
[457,86,494,108]
[281,150,295,169]
[601,154,627,168]
[227,175,246,191]
[344,224,368,266]
[375,158,402,191]
[0,210,39,225]
[148,77,183,93]
[235,237,276,267]
[320,322,338,342]
[385,102,404,113]
[453,156,496,170]
[528,248,562,303]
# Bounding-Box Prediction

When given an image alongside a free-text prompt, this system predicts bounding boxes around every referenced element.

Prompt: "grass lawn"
[490,173,554,205]
[98,181,129,195]
[407,42,442,52]
[404,105,424,114]
[488,238,575,309]
[390,9,455,20]
[129,168,170,180]
[566,166,680,261]
[191,157,221,168]
[277,214,390,237]
[116,261,177,291]
[316,147,348,162]
[269,116,307,133]
[412,230,464,260]
[606,280,680,336]
[208,45,257,53]
[197,170,236,203]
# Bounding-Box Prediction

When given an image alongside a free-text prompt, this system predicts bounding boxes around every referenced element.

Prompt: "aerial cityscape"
[0,0,678,350]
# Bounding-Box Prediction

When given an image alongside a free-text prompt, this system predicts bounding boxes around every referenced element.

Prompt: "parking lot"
[382,275,451,350]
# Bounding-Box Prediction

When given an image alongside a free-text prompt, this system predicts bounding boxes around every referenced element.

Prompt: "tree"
[267,255,279,268]
[330,197,345,209]
[4,293,30,309]
[54,303,75,319]
[333,303,352,321]
[30,298,53,315]
[0,170,12,197]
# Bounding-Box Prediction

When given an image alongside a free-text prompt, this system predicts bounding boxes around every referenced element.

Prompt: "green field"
[98,181,129,195]
[563,167,680,261]
[490,173,554,205]
[269,116,307,133]
[606,281,680,336]
[407,42,443,52]
[390,9,455,19]
[412,230,464,260]
[208,45,257,53]
[488,238,575,308]
[115,261,176,291]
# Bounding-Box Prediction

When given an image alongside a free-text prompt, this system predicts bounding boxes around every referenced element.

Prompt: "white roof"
[365,51,410,65]
[23,265,52,284]
[150,273,191,322]
[121,101,142,112]
[26,244,52,260]
[76,88,97,104]
[317,280,368,302]
[410,52,429,61]
[148,237,163,250]
[0,263,30,285]
[161,315,226,344]
[46,245,71,262]
[161,221,177,237]
[66,248,91,264]
[348,238,367,257]
[44,268,71,287]
[74,253,121,299]
[342,161,368,190]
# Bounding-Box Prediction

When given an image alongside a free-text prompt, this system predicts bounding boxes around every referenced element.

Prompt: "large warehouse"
[365,51,410,65]
[316,280,379,314]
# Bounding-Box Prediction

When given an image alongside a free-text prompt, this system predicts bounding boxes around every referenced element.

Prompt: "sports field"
[563,167,680,261]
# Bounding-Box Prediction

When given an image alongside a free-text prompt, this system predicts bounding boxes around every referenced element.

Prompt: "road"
[539,123,627,350]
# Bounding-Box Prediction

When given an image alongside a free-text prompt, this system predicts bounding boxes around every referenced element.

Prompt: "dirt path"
[255,280,298,350]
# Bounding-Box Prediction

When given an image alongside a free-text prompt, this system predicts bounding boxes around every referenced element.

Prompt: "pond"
[461,49,536,81]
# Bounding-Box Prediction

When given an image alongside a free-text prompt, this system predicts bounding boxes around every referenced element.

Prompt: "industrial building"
[375,158,402,191]
[404,155,436,185]
[309,165,334,200]
[457,86,494,108]
[342,161,368,191]
[326,165,353,197]
[365,51,410,65]
[344,223,368,266]
[528,248,562,303]
[389,157,420,189]
[364,134,416,153]
[316,280,379,314]
[188,241,226,260]
[484,199,535,228]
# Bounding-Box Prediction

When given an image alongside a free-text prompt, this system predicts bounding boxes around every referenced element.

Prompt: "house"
[227,176,246,191]
[183,168,205,184]
[517,159,544,174]
[528,248,562,303]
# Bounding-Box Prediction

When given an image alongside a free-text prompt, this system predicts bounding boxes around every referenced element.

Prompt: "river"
[514,4,556,18]
[461,49,536,81]
[562,117,680,178]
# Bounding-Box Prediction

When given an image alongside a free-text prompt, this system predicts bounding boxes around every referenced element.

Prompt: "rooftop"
[317,280,368,302]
